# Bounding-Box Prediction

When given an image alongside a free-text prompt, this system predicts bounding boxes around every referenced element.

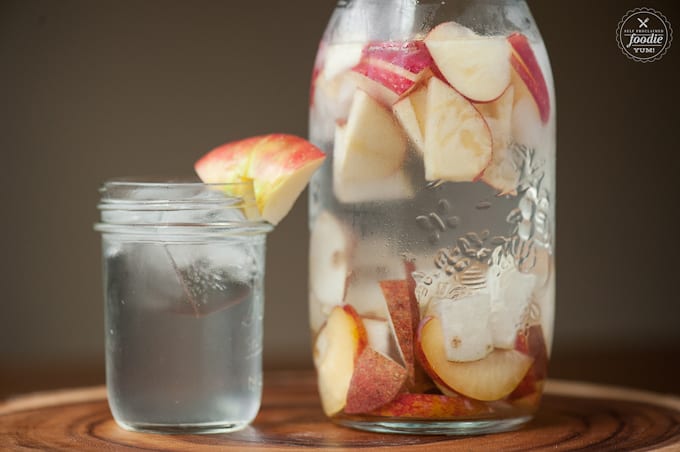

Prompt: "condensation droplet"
[428,231,440,244]
[437,199,451,213]
[476,200,492,210]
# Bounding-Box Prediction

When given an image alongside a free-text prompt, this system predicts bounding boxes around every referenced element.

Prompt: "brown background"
[1,0,678,396]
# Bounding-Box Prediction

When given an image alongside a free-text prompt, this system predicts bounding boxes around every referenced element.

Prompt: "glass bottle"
[308,0,555,434]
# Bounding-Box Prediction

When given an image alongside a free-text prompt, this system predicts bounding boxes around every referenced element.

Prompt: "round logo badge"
[616,8,673,62]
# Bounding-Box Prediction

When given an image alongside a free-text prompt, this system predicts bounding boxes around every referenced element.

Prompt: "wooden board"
[1,371,679,451]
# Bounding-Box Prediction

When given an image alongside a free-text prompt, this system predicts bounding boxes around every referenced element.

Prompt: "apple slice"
[423,77,493,182]
[392,85,428,153]
[309,211,351,311]
[310,70,359,142]
[476,86,519,195]
[368,393,492,418]
[380,280,420,386]
[195,134,325,225]
[334,125,414,203]
[509,325,548,401]
[333,90,407,182]
[345,347,407,414]
[349,40,433,106]
[425,21,478,41]
[510,69,545,150]
[433,294,494,362]
[360,40,433,77]
[194,136,262,185]
[417,316,533,401]
[314,305,368,416]
[424,23,511,102]
[508,33,550,123]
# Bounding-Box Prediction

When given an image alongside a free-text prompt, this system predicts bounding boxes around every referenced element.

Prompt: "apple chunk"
[314,305,368,416]
[417,316,533,401]
[393,85,428,153]
[195,134,325,225]
[476,86,519,195]
[368,393,492,418]
[380,280,420,385]
[350,40,434,106]
[508,33,550,123]
[345,347,407,414]
[424,23,511,102]
[423,77,492,182]
[334,90,407,183]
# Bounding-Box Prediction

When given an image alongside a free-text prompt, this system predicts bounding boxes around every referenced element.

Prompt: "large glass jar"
[308,0,555,435]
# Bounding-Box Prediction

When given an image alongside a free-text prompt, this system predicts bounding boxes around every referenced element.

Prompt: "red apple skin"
[508,33,550,123]
[415,316,456,393]
[344,347,407,414]
[380,279,420,386]
[509,324,548,401]
[342,304,369,357]
[367,393,492,418]
[361,41,433,75]
[352,60,416,96]
[247,134,326,180]
[194,135,265,183]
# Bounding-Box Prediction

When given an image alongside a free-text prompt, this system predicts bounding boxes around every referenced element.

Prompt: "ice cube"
[487,267,536,349]
[434,293,493,362]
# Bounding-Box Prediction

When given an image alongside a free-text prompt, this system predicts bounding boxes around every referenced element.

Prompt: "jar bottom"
[114,419,251,435]
[335,415,533,436]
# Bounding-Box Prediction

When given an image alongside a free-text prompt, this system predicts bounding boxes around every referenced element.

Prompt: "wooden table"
[1,371,678,450]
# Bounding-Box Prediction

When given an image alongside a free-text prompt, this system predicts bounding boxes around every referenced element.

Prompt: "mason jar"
[95,180,272,434]
[308,0,555,434]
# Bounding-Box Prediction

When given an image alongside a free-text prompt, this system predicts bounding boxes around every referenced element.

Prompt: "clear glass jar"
[308,0,555,435]
[95,181,272,434]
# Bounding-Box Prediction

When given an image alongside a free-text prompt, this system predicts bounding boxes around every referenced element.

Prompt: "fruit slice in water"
[423,77,493,182]
[368,393,492,418]
[417,316,533,401]
[195,134,325,225]
[345,347,407,414]
[314,305,368,416]
[508,32,550,123]
[424,22,511,102]
[334,90,407,182]
[476,86,519,195]
[380,280,420,386]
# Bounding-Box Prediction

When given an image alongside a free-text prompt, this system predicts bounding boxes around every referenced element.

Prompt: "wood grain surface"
[1,371,679,451]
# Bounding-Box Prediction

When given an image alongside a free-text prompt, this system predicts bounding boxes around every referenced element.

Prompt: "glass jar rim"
[95,178,273,236]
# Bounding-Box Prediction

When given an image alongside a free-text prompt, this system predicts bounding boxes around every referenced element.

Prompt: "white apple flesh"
[314,305,367,416]
[425,23,511,102]
[333,89,407,182]
[417,316,533,401]
[423,77,493,182]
